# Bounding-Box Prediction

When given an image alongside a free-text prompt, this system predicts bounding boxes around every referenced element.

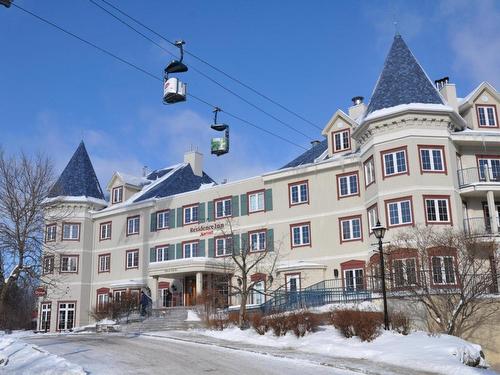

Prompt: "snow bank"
[201,327,493,375]
[311,301,379,313]
[0,336,84,374]
[185,310,201,322]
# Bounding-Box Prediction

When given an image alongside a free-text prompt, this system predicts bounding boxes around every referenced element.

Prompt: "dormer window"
[477,105,498,127]
[112,186,123,204]
[332,129,351,153]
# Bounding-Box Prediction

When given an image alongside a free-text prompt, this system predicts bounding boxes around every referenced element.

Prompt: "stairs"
[120,307,204,333]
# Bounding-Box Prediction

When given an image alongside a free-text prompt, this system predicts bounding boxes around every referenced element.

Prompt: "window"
[248,191,264,213]
[289,181,309,206]
[62,223,80,241]
[43,256,54,274]
[40,302,51,331]
[419,146,446,173]
[249,231,266,252]
[215,198,232,219]
[477,105,497,127]
[290,223,311,247]
[98,254,110,273]
[381,147,408,178]
[251,281,265,305]
[157,210,170,230]
[155,246,170,262]
[339,216,362,242]
[97,293,109,312]
[431,256,456,285]
[99,222,112,240]
[60,255,78,273]
[57,302,75,331]
[386,198,413,227]
[364,157,375,187]
[393,258,417,287]
[183,241,200,258]
[216,237,233,257]
[45,224,56,242]
[477,157,500,182]
[367,205,378,234]
[112,186,123,204]
[126,250,139,269]
[337,172,359,198]
[127,216,140,235]
[344,269,364,291]
[183,205,199,225]
[424,196,451,224]
[113,290,126,302]
[332,129,351,153]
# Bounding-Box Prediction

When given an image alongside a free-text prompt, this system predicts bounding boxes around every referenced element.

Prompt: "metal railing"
[463,217,497,236]
[458,166,500,187]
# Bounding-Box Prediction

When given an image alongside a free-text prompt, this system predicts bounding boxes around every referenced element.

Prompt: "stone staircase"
[119,307,205,333]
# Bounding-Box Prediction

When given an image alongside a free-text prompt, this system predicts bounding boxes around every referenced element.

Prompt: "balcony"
[463,217,499,236]
[458,167,500,188]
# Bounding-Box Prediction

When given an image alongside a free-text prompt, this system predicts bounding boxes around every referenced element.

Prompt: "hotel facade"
[38,35,500,333]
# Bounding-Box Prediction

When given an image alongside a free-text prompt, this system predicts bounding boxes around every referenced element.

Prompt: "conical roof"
[366,35,443,115]
[48,141,104,200]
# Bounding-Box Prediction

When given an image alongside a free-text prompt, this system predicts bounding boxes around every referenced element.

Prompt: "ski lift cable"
[95,0,322,131]
[10,3,308,151]
[88,0,315,141]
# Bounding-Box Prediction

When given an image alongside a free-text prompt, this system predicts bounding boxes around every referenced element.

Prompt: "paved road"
[24,333,357,375]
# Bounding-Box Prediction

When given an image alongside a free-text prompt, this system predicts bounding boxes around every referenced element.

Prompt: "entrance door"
[344,269,364,291]
[40,302,51,332]
[58,302,75,331]
[184,276,197,306]
[285,274,301,305]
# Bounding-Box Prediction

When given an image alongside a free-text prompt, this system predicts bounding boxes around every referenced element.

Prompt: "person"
[139,291,149,316]
[165,288,173,308]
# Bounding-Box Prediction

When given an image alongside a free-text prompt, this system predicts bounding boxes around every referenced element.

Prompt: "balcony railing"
[464,217,499,236]
[458,166,500,188]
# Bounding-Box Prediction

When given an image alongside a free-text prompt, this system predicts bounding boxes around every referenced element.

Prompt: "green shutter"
[241,232,248,254]
[176,243,183,259]
[231,195,239,217]
[240,194,248,215]
[169,209,176,229]
[198,202,206,222]
[233,234,240,255]
[168,244,176,260]
[207,201,214,222]
[208,238,215,258]
[150,247,156,263]
[150,212,157,232]
[177,207,183,227]
[267,229,274,252]
[199,239,206,257]
[265,189,273,211]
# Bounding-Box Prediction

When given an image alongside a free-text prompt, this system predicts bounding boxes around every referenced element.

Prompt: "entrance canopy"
[149,257,233,278]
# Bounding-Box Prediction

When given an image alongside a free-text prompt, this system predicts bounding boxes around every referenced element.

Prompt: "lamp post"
[372,220,389,330]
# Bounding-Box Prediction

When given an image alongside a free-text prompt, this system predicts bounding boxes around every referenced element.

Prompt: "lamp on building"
[372,220,389,330]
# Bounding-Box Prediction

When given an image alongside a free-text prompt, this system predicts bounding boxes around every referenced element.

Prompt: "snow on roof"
[116,172,151,188]
[44,195,108,207]
[276,261,327,272]
[363,103,454,123]
[109,279,146,288]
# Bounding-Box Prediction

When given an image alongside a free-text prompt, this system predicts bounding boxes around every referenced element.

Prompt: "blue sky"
[1,0,499,187]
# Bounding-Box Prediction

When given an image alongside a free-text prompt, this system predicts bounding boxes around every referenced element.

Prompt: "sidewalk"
[139,330,439,375]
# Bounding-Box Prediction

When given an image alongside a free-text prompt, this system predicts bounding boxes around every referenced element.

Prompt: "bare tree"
[388,226,498,336]
[0,149,55,326]
[220,219,281,329]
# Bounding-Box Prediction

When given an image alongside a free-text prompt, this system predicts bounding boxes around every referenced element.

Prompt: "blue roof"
[366,35,443,115]
[281,139,328,169]
[134,164,215,202]
[49,141,104,200]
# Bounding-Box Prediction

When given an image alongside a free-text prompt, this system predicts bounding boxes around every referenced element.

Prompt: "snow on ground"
[200,326,495,375]
[0,334,84,374]
[186,310,201,322]
[311,301,379,313]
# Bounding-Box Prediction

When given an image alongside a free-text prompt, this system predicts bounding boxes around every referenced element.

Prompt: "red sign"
[34,287,46,297]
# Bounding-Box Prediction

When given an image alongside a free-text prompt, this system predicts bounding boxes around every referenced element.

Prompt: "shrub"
[288,310,321,338]
[331,310,383,342]
[390,311,411,335]
[268,313,289,337]
[250,313,268,335]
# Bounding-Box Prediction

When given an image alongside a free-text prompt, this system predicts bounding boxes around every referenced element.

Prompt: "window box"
[336,171,360,199]
[98,253,111,273]
[418,145,447,174]
[125,249,139,269]
[214,197,232,219]
[339,215,363,243]
[99,222,112,241]
[476,105,498,128]
[60,255,79,273]
[423,195,452,225]
[384,196,414,228]
[62,223,80,241]
[332,129,351,153]
[289,180,309,206]
[381,146,409,179]
[290,222,311,248]
[126,216,140,236]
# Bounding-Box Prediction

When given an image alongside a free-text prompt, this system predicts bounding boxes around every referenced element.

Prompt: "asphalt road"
[24,333,357,375]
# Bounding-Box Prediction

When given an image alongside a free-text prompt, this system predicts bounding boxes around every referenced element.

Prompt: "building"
[38,34,500,334]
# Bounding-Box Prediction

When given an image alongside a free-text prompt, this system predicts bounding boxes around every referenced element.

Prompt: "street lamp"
[372,220,389,330]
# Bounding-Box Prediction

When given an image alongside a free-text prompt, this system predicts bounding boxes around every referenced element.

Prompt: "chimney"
[310,140,320,148]
[142,166,149,177]
[348,96,366,120]
[184,150,203,177]
[435,76,458,112]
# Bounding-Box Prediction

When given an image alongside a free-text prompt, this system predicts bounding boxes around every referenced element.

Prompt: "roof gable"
[48,141,104,200]
[321,110,357,136]
[366,35,443,115]
[459,82,500,109]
